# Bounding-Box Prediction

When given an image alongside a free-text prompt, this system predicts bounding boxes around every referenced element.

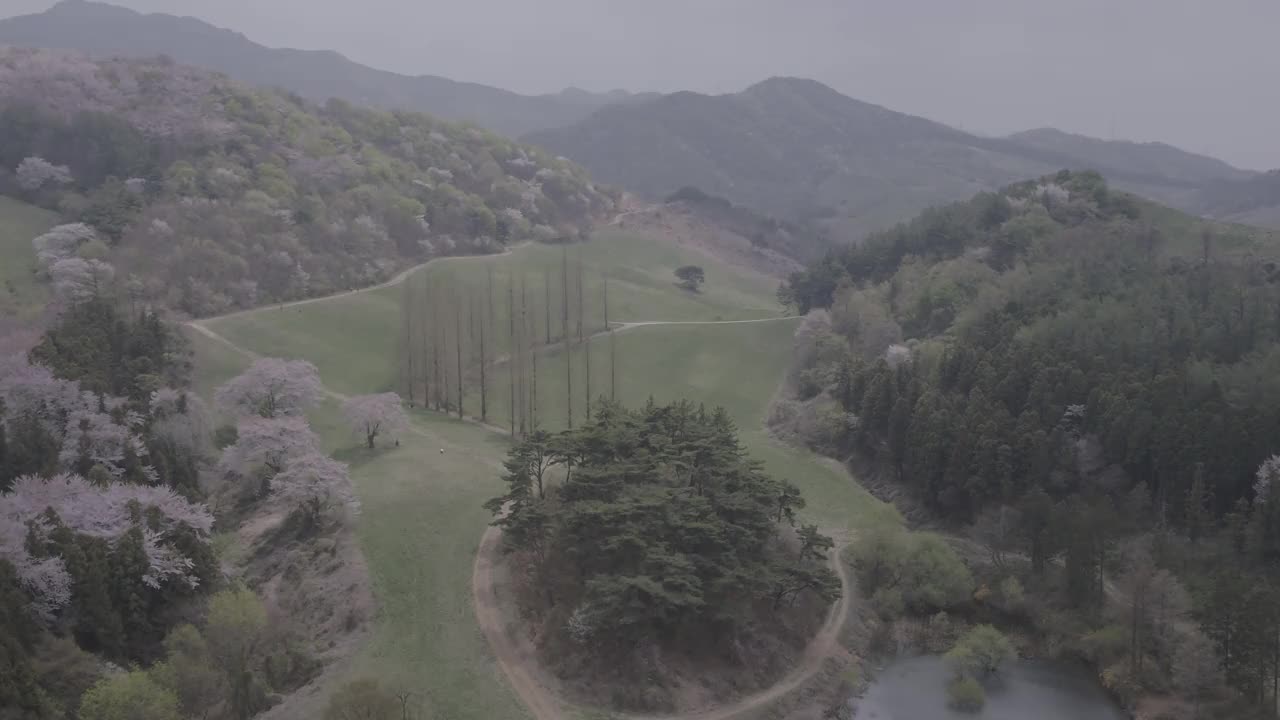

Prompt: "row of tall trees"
[399,249,618,435]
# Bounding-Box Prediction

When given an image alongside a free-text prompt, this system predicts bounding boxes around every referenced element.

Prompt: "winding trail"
[186,240,851,720]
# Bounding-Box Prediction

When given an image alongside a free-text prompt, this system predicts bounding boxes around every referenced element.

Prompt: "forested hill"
[0,0,656,138]
[0,46,616,316]
[782,170,1280,525]
[525,77,1258,243]
[780,172,1280,714]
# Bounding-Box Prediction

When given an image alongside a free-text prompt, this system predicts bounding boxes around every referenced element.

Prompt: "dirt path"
[188,228,853,720]
[473,521,852,720]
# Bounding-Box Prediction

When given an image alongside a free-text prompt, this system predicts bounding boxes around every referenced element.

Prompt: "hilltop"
[526,77,1260,242]
[0,45,615,316]
[0,0,655,137]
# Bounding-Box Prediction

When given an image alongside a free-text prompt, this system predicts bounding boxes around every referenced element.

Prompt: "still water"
[853,656,1126,720]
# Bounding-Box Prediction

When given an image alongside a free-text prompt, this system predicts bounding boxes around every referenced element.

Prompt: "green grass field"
[0,195,60,322]
[191,227,897,717]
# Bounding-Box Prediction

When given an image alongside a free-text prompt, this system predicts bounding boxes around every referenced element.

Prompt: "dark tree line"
[780,170,1280,714]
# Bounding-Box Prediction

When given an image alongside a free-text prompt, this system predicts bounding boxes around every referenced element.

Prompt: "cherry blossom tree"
[341,393,409,448]
[1,473,214,620]
[149,388,212,455]
[215,358,324,419]
[32,223,97,268]
[15,156,72,190]
[58,407,147,478]
[271,452,356,527]
[49,257,115,301]
[217,416,319,479]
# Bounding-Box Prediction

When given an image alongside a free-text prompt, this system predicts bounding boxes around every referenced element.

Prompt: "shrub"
[946,625,1016,677]
[946,675,985,712]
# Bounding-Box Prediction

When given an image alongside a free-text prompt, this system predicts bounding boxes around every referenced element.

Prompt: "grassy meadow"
[0,196,60,323]
[190,227,898,717]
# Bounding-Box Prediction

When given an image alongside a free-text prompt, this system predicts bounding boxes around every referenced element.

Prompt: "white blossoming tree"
[214,357,324,419]
[341,393,409,449]
[217,416,320,480]
[271,453,356,528]
[15,156,73,191]
[0,473,214,620]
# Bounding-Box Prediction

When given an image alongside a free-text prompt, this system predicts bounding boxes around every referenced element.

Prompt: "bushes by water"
[946,675,985,712]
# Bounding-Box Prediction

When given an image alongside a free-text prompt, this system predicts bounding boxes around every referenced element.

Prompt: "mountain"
[0,46,615,316]
[0,0,654,138]
[1005,128,1251,185]
[525,77,1256,240]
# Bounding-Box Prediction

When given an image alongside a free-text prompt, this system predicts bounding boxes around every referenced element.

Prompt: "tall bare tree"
[402,279,416,407]
[579,251,590,420]
[431,282,444,411]
[507,274,516,435]
[562,248,572,429]
[524,275,537,432]
[455,293,464,419]
[606,277,616,400]
[480,274,490,422]
[543,265,552,345]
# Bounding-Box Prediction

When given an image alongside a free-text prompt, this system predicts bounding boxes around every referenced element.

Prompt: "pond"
[853,655,1126,720]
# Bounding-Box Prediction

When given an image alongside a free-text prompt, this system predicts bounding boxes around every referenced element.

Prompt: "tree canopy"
[485,399,837,676]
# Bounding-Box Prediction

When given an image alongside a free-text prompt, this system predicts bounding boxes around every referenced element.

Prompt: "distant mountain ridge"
[0,0,656,137]
[526,77,1266,239]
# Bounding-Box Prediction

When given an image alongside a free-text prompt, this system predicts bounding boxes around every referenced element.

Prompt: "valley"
[2,5,1277,720]
[185,224,898,718]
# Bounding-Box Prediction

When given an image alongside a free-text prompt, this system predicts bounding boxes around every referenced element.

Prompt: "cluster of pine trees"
[485,399,838,710]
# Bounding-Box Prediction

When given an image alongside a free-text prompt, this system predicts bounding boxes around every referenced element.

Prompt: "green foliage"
[674,264,706,291]
[205,586,269,720]
[78,670,180,720]
[946,674,985,713]
[150,625,225,720]
[30,297,188,401]
[324,678,400,720]
[487,399,836,650]
[946,625,1016,677]
[851,527,973,615]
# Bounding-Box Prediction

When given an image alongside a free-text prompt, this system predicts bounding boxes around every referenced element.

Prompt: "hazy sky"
[8,0,1279,169]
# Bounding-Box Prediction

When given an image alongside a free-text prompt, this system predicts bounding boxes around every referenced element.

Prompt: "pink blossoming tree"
[215,358,324,419]
[341,393,409,449]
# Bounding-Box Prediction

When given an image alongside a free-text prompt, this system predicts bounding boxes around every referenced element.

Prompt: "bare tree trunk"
[507,275,516,436]
[455,296,463,419]
[562,248,572,429]
[424,283,435,412]
[606,277,616,401]
[544,265,552,345]
[403,280,416,407]
[432,283,443,411]
[524,275,537,432]
[579,252,590,420]
[478,289,488,422]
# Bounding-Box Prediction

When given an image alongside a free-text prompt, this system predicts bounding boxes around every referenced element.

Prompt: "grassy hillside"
[0,195,59,322]
[0,0,656,139]
[205,228,780,397]
[191,227,896,717]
